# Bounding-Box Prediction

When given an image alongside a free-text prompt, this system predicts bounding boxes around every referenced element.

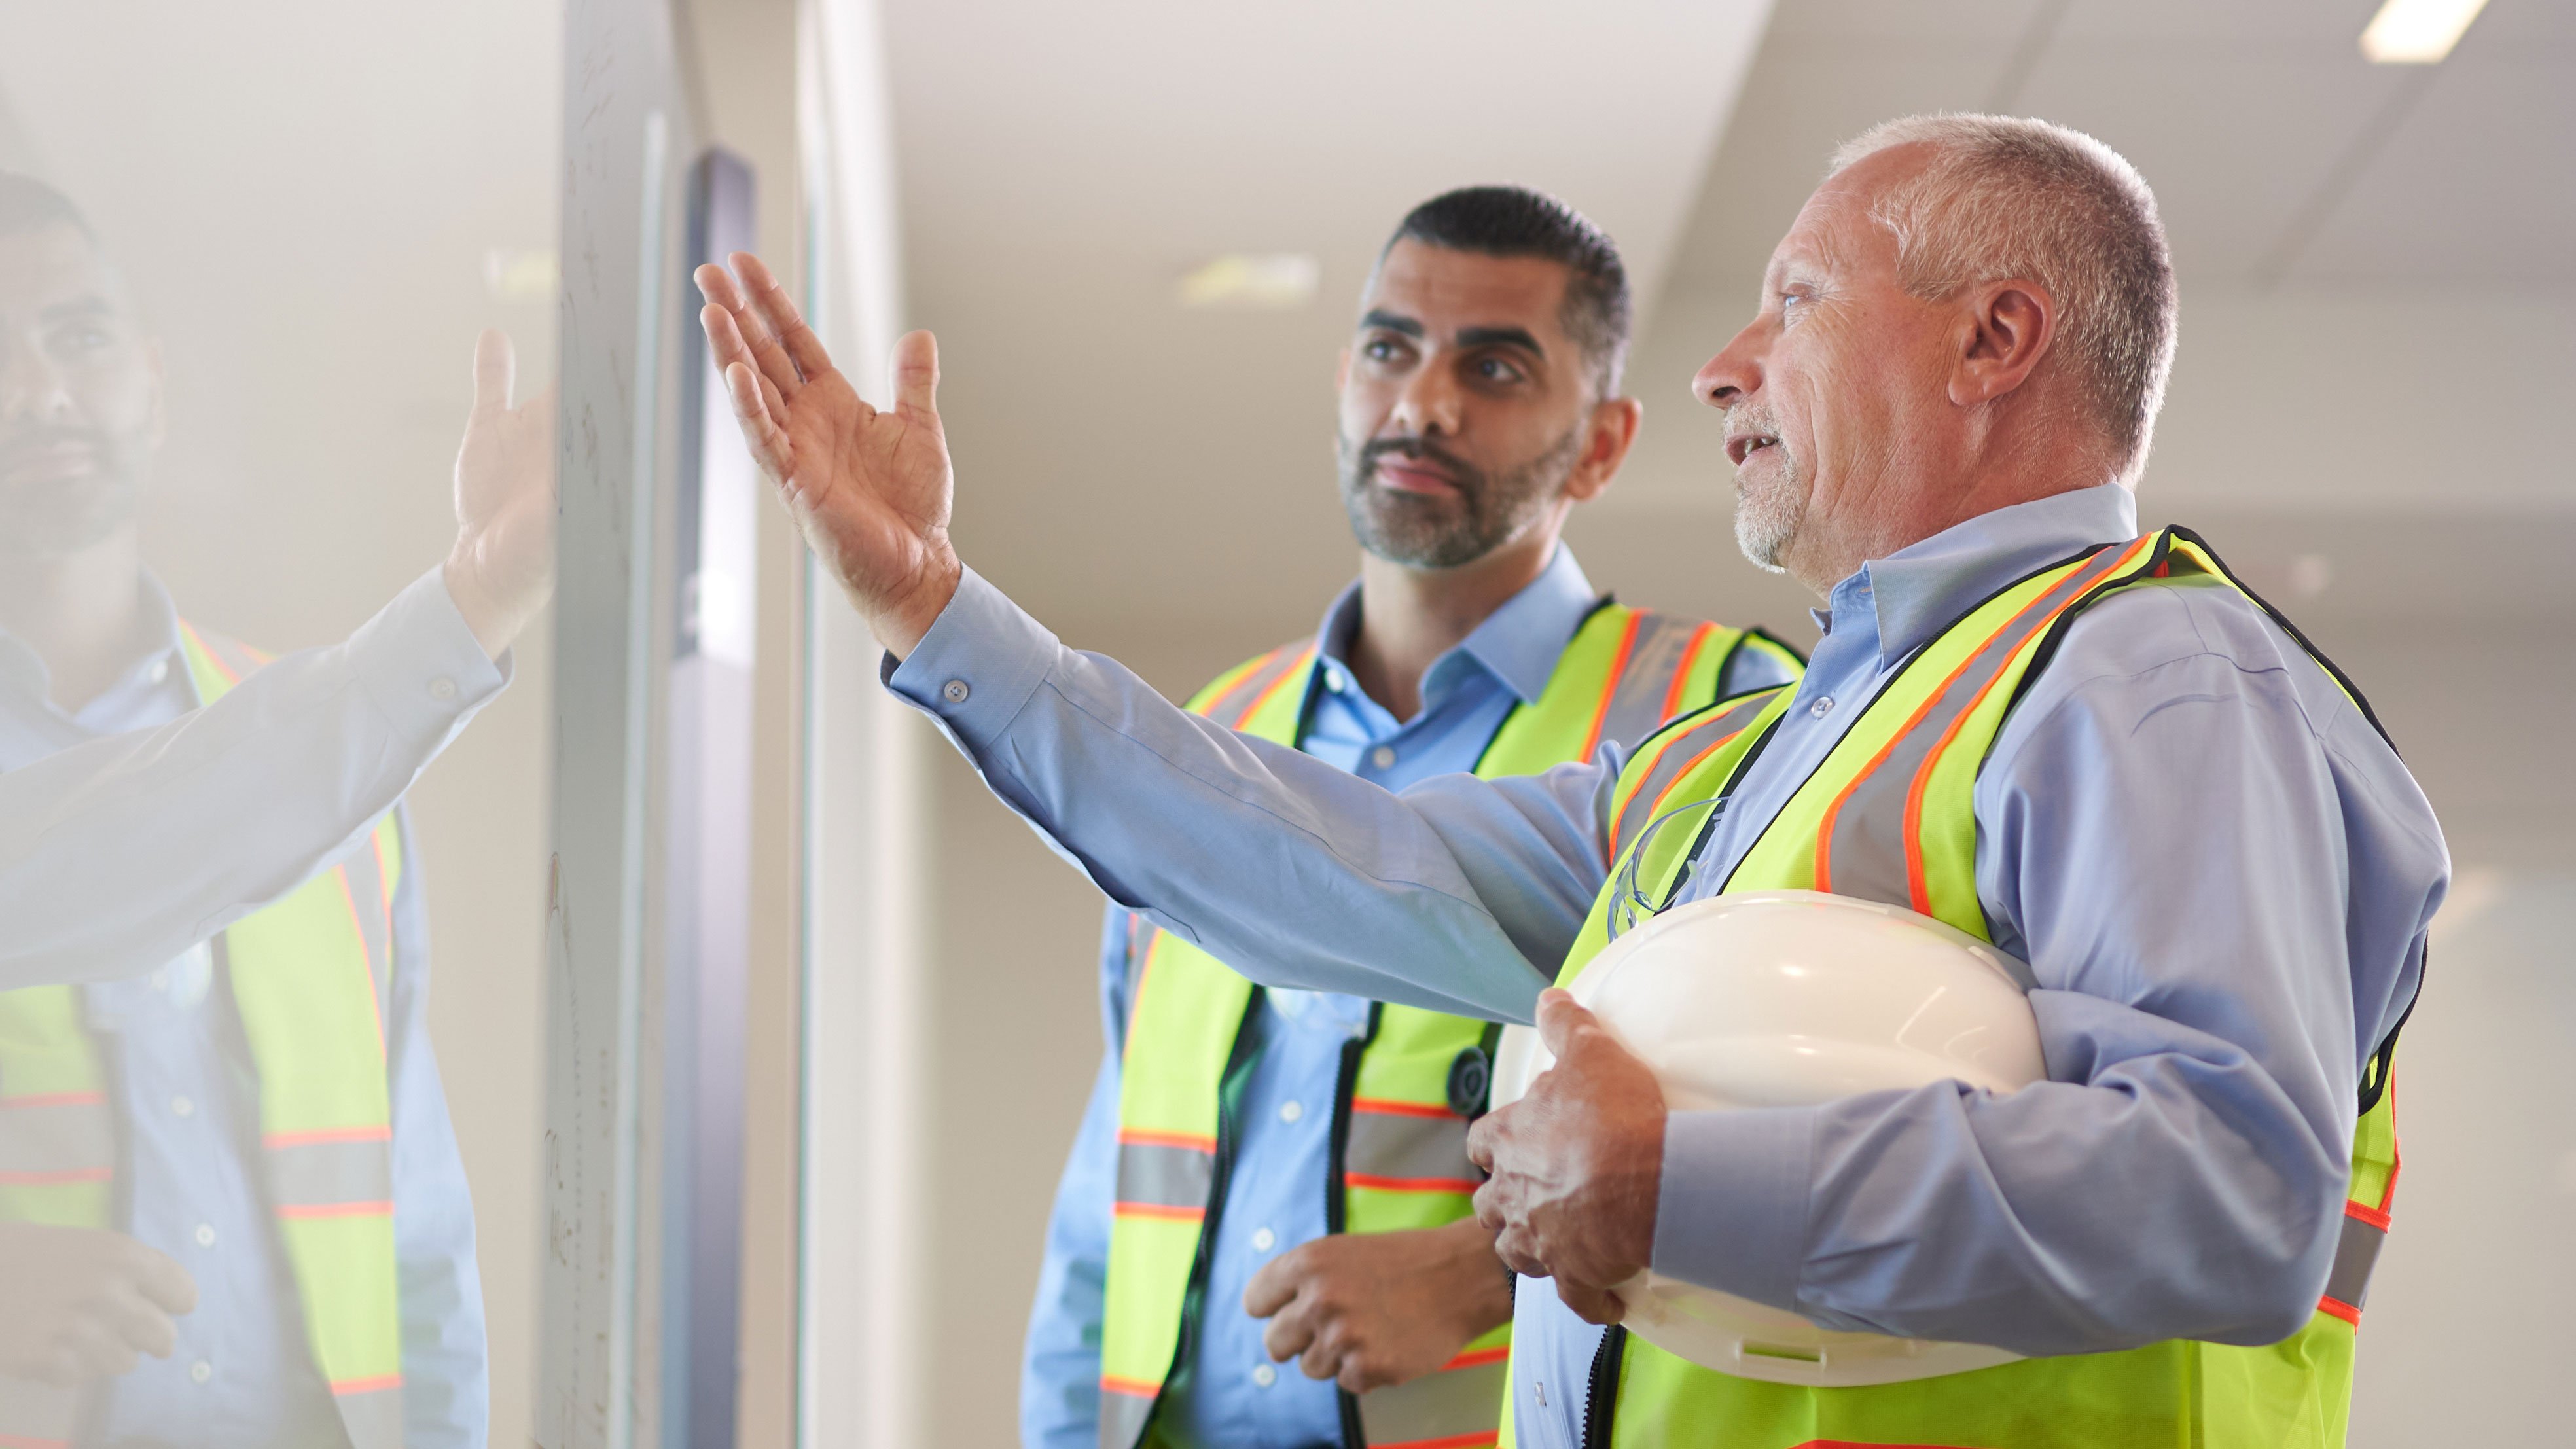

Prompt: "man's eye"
[58,325,114,351]
[1475,357,1522,383]
[1364,338,1404,363]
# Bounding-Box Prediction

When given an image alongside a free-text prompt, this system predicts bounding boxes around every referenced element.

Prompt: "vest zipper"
[1580,1324,1626,1449]
[1154,987,1268,1444]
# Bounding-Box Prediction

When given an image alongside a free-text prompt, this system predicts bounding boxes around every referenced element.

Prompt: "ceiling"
[889,0,2576,658]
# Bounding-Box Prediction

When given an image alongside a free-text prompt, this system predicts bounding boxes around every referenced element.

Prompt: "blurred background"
[3,0,2567,1445]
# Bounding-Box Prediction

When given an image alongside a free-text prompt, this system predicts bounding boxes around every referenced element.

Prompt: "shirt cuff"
[1649,1105,1816,1312]
[884,566,1062,751]
[346,568,512,749]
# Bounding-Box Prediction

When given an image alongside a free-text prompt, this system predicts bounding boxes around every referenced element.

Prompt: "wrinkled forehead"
[0,223,132,323]
[1764,144,1927,286]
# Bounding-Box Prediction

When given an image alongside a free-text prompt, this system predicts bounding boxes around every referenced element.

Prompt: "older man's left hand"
[1465,988,1666,1325]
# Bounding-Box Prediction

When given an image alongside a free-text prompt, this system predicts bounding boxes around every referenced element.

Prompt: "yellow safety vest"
[1503,528,2403,1449]
[1100,604,1803,1449]
[0,622,408,1449]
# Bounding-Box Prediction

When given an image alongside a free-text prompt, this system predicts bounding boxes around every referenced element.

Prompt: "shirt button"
[942,678,971,704]
[171,1096,195,1118]
[1251,1226,1276,1251]
[190,1360,213,1384]
[194,1224,216,1248]
[1809,695,1834,718]
[429,676,458,702]
[1370,745,1396,769]
[1278,1100,1303,1124]
[1253,1363,1277,1388]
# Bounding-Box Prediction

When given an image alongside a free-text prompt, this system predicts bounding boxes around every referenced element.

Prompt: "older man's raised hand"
[1465,988,1666,1325]
[696,252,961,656]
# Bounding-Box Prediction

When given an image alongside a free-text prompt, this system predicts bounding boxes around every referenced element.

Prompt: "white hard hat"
[1490,889,2045,1387]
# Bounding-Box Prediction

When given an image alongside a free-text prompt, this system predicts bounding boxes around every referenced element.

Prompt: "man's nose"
[1389,359,1463,438]
[0,342,74,425]
[1694,318,1768,412]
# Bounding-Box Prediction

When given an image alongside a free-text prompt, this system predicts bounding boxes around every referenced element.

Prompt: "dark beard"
[0,425,149,559]
[1336,423,1583,569]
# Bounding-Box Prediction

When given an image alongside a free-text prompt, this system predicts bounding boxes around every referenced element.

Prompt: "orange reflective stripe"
[264,1125,394,1147]
[1111,1202,1204,1222]
[175,619,240,687]
[1895,535,2160,913]
[1100,1375,1161,1398]
[1615,723,1748,851]
[1660,622,1721,723]
[1576,610,1645,762]
[1350,1096,1459,1120]
[0,1092,103,1109]
[2316,1295,2361,1327]
[0,1168,109,1185]
[1442,1346,1512,1371]
[1344,1172,1483,1194]
[277,1200,393,1218]
[331,1374,403,1395]
[1231,644,1317,729]
[1115,1127,1215,1152]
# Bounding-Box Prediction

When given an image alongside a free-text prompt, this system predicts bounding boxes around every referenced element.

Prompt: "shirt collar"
[1315,544,1603,706]
[1834,485,2141,666]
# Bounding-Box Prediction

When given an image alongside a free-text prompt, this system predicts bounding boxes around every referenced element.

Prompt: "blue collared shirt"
[1018,548,1794,1449]
[0,574,490,1449]
[903,485,2444,1449]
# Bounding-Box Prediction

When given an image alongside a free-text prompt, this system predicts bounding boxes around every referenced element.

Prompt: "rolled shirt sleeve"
[887,568,1614,1023]
[0,567,509,988]
[1649,585,2446,1354]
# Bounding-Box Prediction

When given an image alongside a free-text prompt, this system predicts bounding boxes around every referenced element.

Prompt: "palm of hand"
[771,364,953,620]
[450,330,557,615]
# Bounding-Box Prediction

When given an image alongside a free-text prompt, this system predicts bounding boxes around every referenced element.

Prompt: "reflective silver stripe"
[1816,545,2137,920]
[1202,644,1310,728]
[1355,1355,1508,1446]
[266,1136,395,1208]
[0,1096,115,1179]
[1591,614,1705,755]
[332,1380,406,1449]
[1098,1380,1158,1449]
[2324,1206,2386,1314]
[0,1372,80,1448]
[1343,1109,1477,1191]
[1607,690,1785,864]
[1115,1139,1213,1211]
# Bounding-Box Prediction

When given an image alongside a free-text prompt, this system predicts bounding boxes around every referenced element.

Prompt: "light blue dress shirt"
[1018,548,1795,1449]
[900,484,2446,1449]
[0,574,491,1449]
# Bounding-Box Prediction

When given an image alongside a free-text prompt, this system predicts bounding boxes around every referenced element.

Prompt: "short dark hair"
[0,171,96,241]
[1382,185,1632,396]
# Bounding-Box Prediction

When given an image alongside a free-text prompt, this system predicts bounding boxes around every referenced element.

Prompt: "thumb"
[1535,987,1592,1058]
[1242,1249,1298,1319]
[891,329,940,419]
[473,329,516,414]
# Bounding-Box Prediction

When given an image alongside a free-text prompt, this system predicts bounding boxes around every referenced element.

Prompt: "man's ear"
[1951,279,2055,408]
[1562,395,1643,503]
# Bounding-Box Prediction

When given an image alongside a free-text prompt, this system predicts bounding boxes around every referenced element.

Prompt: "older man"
[700,113,2442,1448]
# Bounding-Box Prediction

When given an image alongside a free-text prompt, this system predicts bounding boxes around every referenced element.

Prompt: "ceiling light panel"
[1176,253,1319,310]
[2360,0,2492,63]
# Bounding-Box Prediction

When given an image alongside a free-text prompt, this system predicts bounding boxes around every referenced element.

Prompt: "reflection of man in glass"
[0,173,533,1449]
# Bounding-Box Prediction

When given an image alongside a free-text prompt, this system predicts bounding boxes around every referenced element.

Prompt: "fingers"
[121,1239,195,1316]
[697,259,802,402]
[473,328,516,414]
[724,361,791,478]
[1465,1110,1498,1173]
[100,1283,178,1360]
[1534,988,1591,1057]
[891,329,940,419]
[1242,1248,1301,1320]
[1261,1295,1317,1366]
[734,251,836,382]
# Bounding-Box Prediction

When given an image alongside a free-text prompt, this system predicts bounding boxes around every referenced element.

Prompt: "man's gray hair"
[1829,115,2177,484]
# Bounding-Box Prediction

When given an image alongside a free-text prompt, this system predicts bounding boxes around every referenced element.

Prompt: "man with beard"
[700,113,2442,1449]
[0,173,548,1448]
[1012,188,1799,1448]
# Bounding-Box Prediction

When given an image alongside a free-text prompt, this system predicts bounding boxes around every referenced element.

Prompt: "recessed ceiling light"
[1177,253,1319,310]
[2359,0,2491,63]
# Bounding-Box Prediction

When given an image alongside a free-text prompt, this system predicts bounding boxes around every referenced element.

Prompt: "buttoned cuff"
[348,568,512,748]
[884,567,1062,751]
[1649,1106,1815,1312]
